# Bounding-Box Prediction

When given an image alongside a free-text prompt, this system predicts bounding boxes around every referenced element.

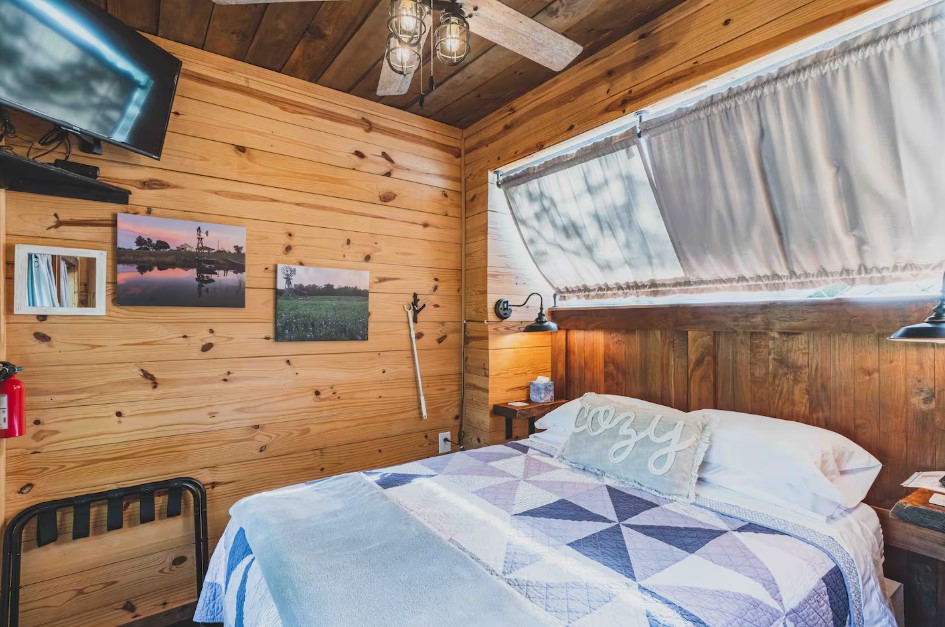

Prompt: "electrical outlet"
[439,432,452,454]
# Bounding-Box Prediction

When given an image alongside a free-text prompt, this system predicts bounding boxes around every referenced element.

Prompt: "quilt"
[196,442,865,626]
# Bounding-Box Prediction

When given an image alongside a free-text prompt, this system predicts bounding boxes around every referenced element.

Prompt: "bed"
[194,436,896,626]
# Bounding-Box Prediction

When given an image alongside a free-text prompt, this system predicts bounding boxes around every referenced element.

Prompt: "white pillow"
[527,429,567,452]
[534,393,682,441]
[696,408,881,519]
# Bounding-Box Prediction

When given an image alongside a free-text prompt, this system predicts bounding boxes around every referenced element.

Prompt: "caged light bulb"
[443,24,461,53]
[386,33,421,75]
[434,14,470,66]
[388,0,428,46]
[399,13,417,34]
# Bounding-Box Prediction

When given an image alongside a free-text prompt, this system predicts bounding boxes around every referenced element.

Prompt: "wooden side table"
[492,399,567,439]
[883,489,945,626]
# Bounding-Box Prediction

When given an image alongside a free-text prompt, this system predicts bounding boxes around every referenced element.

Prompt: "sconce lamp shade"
[889,271,945,343]
[524,312,559,333]
[494,293,559,333]
[889,321,945,342]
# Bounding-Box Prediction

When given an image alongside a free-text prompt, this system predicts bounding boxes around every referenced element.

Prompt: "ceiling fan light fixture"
[388,0,429,45]
[385,33,422,76]
[434,13,470,66]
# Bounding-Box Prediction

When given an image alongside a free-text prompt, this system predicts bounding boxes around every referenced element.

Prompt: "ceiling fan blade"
[377,13,433,96]
[212,0,348,5]
[377,61,413,97]
[467,0,582,72]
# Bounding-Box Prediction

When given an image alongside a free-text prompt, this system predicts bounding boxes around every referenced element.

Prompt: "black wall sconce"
[889,270,945,343]
[494,292,559,333]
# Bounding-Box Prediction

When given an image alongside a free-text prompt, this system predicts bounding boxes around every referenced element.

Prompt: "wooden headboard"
[548,298,945,510]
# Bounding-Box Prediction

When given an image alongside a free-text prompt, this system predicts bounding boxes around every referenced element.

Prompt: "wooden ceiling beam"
[442,0,686,126]
[106,0,160,34]
[406,0,598,118]
[203,3,267,61]
[99,0,687,127]
[441,64,554,127]
[158,0,214,49]
[319,0,392,92]
[244,3,323,71]
[282,0,383,83]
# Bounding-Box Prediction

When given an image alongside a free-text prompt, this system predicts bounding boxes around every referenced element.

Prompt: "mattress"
[195,439,895,626]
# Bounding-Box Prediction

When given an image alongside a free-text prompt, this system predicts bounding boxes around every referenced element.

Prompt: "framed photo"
[276,265,369,341]
[14,245,107,316]
[117,214,246,307]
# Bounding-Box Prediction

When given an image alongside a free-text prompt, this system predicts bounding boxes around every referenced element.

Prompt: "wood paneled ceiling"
[93,0,685,127]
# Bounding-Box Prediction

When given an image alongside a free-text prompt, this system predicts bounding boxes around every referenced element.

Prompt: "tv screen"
[0,0,181,159]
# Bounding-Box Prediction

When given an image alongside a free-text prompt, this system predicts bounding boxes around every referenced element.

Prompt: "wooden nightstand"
[880,489,945,562]
[878,490,945,626]
[492,399,567,439]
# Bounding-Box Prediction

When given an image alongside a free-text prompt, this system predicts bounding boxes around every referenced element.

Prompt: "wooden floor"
[121,602,212,626]
[132,617,210,627]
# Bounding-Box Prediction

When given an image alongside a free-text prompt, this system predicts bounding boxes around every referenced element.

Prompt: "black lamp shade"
[524,318,559,333]
[888,321,945,342]
[889,272,945,343]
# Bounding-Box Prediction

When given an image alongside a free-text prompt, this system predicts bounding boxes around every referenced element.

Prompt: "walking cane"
[404,304,428,420]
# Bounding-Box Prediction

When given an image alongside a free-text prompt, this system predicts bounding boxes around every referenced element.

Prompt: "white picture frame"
[14,244,107,316]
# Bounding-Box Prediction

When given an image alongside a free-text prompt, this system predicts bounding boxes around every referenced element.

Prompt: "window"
[498,2,945,306]
[501,136,682,297]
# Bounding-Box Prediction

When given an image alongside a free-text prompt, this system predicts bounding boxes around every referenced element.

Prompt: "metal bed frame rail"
[0,477,208,627]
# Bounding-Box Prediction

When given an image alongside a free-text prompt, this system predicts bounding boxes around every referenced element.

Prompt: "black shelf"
[0,150,129,205]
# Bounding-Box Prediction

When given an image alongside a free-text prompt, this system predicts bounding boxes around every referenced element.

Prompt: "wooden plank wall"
[461,0,893,447]
[2,38,463,626]
[463,181,553,447]
[549,302,945,510]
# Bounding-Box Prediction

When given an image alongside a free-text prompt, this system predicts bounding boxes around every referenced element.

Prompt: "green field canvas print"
[275,265,369,342]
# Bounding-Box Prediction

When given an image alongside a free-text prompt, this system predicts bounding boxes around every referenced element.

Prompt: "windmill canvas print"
[275,265,369,342]
[116,214,246,307]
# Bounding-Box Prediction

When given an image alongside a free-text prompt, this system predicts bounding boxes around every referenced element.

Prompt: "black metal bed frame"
[0,477,208,627]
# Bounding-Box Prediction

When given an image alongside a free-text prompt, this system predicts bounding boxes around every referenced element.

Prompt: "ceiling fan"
[211,0,583,100]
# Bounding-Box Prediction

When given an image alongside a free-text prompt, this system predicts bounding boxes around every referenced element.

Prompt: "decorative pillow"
[534,393,679,452]
[556,393,716,501]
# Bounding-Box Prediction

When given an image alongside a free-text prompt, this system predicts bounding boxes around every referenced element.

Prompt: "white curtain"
[58,258,76,308]
[27,253,59,308]
[501,134,683,297]
[502,3,945,299]
[644,3,945,293]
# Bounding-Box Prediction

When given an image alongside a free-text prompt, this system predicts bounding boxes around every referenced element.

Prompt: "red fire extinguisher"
[0,362,25,439]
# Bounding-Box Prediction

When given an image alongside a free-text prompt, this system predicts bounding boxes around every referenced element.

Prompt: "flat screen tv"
[0,0,181,159]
